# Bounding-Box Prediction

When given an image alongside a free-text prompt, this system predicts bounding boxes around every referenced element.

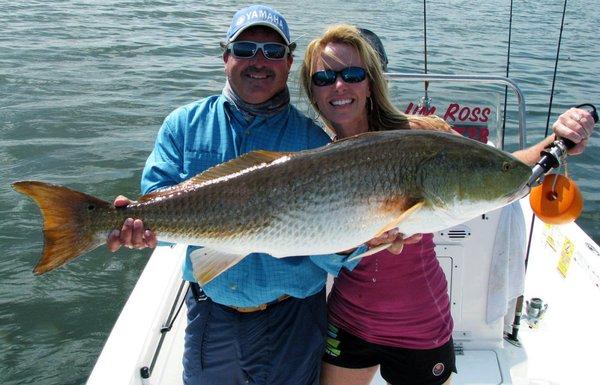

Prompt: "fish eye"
[501,162,513,172]
[87,204,95,211]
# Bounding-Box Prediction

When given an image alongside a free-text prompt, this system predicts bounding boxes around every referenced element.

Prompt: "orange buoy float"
[529,174,583,224]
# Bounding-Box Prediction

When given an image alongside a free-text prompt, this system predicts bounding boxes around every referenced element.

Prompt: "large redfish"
[12,130,531,284]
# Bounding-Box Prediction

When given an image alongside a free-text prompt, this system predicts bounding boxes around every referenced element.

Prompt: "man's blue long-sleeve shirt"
[141,94,360,307]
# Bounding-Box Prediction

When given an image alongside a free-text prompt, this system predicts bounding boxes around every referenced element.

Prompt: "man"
[107,5,356,385]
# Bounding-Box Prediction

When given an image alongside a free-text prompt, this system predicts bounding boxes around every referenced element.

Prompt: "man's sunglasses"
[311,67,367,87]
[226,41,290,60]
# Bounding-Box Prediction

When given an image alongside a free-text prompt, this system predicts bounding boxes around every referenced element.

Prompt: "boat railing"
[384,73,527,150]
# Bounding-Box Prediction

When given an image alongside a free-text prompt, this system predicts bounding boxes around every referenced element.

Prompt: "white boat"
[85,73,600,385]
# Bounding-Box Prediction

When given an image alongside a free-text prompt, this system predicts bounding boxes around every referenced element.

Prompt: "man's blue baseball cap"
[225,5,291,45]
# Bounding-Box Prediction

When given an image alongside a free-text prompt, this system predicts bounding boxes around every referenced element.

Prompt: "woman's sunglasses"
[311,67,367,87]
[226,41,290,60]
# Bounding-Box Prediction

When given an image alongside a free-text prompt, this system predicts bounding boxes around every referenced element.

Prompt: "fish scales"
[127,138,403,247]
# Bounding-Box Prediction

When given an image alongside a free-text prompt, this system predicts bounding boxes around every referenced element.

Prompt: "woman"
[301,24,456,385]
[300,24,594,385]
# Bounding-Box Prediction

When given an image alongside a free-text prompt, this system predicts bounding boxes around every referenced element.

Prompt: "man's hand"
[552,107,595,155]
[106,195,157,252]
[367,228,423,254]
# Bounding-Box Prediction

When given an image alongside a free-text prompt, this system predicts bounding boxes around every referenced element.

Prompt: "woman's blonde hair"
[300,24,450,135]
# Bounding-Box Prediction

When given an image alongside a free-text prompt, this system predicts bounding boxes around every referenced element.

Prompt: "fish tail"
[12,181,112,275]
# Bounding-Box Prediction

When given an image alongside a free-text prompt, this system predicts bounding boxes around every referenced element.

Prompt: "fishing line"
[422,0,429,106]
[543,0,569,137]
[500,0,514,150]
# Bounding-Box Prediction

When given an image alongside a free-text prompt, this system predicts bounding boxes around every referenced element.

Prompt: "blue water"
[1,1,598,384]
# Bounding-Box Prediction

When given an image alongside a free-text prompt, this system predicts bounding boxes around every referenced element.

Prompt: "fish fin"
[347,243,392,262]
[12,181,110,275]
[185,150,293,185]
[374,201,425,237]
[189,248,247,286]
[139,150,293,203]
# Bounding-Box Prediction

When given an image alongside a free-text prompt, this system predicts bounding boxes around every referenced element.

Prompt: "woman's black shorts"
[322,323,456,385]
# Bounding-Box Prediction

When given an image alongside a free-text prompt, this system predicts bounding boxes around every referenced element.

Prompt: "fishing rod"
[500,0,514,150]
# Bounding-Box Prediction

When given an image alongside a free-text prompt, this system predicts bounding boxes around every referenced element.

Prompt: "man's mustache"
[243,67,275,77]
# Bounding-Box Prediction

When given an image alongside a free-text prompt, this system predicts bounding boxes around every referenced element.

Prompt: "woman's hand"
[367,229,423,254]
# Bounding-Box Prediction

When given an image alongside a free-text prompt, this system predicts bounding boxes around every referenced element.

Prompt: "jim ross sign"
[404,101,492,144]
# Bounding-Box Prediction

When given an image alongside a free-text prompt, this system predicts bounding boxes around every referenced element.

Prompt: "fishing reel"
[528,103,598,224]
